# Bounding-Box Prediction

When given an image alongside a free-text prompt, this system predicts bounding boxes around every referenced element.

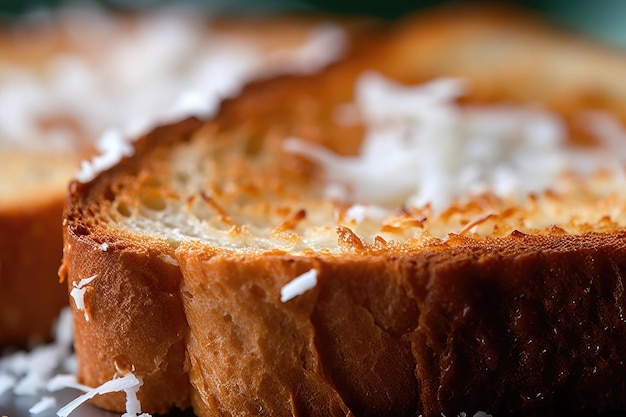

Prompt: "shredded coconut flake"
[286,72,626,212]
[0,373,16,396]
[69,275,97,321]
[280,269,318,302]
[29,396,57,415]
[344,204,388,225]
[0,309,75,403]
[46,374,92,393]
[74,129,134,183]
[581,111,626,174]
[12,344,70,396]
[166,90,220,121]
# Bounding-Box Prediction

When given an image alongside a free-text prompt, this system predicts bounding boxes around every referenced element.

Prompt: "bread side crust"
[61,118,203,413]
[0,197,66,344]
[177,231,626,417]
[60,230,190,413]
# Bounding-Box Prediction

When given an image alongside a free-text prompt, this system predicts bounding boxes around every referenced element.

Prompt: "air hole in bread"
[249,284,267,300]
[116,202,132,218]
[103,186,116,203]
[72,224,90,237]
[140,195,166,211]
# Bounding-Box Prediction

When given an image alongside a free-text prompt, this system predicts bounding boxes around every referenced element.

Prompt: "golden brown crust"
[62,233,190,413]
[182,231,626,417]
[64,212,626,416]
[62,118,203,413]
[179,251,353,417]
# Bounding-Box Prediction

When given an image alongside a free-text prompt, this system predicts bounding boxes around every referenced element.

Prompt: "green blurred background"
[0,0,625,48]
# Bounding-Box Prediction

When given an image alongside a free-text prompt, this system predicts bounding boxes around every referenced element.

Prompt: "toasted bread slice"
[0,151,79,344]
[0,8,354,345]
[61,5,626,417]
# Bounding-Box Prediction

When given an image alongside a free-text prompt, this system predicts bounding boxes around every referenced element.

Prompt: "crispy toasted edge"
[61,118,204,412]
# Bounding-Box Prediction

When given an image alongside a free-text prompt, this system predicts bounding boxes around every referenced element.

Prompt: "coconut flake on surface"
[286,71,626,213]
[56,372,147,417]
[46,374,91,393]
[69,275,98,321]
[1,323,148,417]
[165,90,220,122]
[280,269,318,302]
[0,373,16,395]
[28,395,57,414]
[0,308,74,398]
[344,204,389,225]
[11,344,70,396]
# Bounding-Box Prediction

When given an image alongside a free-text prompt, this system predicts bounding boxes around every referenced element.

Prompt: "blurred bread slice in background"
[376,3,626,141]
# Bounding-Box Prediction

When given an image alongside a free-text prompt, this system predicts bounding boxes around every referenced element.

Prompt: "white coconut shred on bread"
[90,72,626,253]
[61,5,626,417]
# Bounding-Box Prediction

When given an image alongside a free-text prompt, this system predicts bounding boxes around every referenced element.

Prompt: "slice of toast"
[61,5,626,417]
[0,8,354,346]
[0,150,80,344]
